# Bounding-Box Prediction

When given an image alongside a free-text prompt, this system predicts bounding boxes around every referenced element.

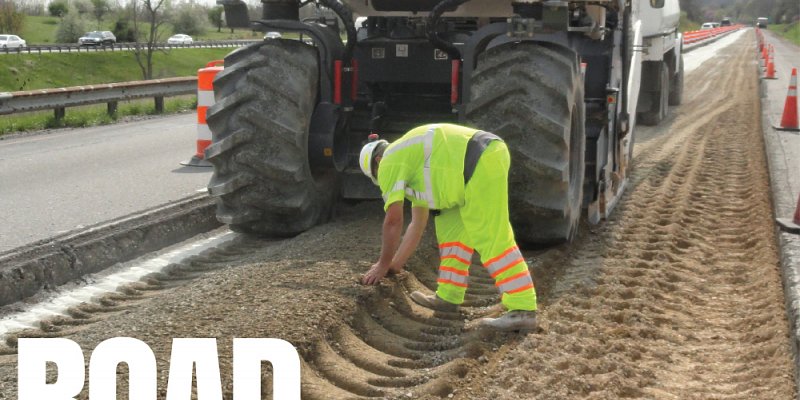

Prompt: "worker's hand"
[362,261,391,285]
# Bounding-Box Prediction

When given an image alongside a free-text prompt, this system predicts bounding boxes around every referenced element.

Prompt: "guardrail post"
[155,96,164,113]
[107,101,118,115]
[54,107,65,121]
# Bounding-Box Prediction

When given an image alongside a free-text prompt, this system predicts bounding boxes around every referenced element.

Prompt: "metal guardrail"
[0,77,197,120]
[0,39,259,55]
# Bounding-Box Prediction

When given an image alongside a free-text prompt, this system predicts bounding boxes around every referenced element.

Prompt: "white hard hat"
[359,136,388,185]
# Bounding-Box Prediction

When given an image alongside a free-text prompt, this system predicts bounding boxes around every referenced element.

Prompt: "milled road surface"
[0,31,794,399]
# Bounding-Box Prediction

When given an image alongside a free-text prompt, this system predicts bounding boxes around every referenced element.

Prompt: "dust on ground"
[0,31,794,399]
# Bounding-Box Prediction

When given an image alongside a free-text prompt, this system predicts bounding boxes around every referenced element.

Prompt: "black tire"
[466,42,585,244]
[205,39,336,236]
[638,61,669,126]
[668,55,684,106]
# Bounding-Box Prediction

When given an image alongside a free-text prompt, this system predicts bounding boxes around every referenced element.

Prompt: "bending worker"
[359,123,538,331]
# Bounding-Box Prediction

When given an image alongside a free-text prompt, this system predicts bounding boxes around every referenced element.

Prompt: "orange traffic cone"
[774,68,800,132]
[764,55,777,79]
[777,193,800,233]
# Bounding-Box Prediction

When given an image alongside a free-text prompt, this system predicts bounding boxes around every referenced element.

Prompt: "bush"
[56,12,87,43]
[112,18,136,42]
[171,8,207,36]
[48,1,68,18]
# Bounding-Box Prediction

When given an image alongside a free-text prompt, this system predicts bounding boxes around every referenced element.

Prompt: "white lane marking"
[0,230,236,339]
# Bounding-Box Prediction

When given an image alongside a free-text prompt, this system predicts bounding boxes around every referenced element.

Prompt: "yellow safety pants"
[434,141,538,311]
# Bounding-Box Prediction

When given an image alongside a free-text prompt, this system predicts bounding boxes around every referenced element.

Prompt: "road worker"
[359,123,538,331]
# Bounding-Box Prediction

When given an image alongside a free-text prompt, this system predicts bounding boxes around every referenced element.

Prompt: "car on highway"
[0,34,26,49]
[701,22,716,30]
[720,18,732,26]
[79,31,116,46]
[756,17,768,28]
[264,32,281,39]
[167,34,193,45]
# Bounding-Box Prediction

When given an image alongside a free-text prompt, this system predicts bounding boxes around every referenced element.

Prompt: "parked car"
[167,34,193,45]
[0,34,26,49]
[79,31,116,46]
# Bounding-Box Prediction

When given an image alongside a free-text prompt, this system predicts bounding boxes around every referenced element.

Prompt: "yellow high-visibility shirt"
[377,123,478,211]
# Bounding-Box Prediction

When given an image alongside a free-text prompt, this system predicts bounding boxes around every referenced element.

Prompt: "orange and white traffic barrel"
[181,60,224,167]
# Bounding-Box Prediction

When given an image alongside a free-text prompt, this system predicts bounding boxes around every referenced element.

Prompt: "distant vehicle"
[79,31,116,46]
[756,17,768,28]
[264,32,282,39]
[167,34,193,45]
[720,18,732,26]
[0,34,26,48]
[701,22,716,30]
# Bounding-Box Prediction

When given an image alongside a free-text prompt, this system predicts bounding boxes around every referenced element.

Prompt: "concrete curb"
[0,194,220,307]
[758,50,800,397]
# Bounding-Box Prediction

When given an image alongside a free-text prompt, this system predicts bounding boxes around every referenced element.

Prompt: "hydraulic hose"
[318,0,357,64]
[427,0,471,60]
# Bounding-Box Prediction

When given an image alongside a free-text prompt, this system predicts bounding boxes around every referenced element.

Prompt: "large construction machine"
[208,0,683,243]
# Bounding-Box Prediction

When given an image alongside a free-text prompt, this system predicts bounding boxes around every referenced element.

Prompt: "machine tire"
[205,39,336,236]
[639,61,669,126]
[668,55,684,106]
[466,42,585,244]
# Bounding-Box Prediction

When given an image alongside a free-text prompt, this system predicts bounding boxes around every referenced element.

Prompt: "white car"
[167,34,193,45]
[700,22,715,30]
[0,34,26,49]
[264,32,282,39]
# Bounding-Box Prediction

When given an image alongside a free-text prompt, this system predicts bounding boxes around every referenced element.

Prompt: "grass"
[769,23,800,46]
[1,48,234,91]
[0,47,235,136]
[19,15,261,44]
[680,12,701,33]
[0,96,196,136]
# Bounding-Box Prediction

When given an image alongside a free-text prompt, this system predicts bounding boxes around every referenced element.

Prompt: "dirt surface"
[0,31,795,399]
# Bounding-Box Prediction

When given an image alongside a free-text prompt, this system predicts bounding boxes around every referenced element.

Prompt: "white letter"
[18,338,84,400]
[166,338,222,400]
[233,338,300,400]
[89,337,156,400]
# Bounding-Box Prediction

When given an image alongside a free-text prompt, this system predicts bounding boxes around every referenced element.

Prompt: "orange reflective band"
[484,246,519,267]
[506,283,535,294]
[495,271,529,287]
[197,106,208,124]
[439,266,469,276]
[489,258,524,278]
[437,278,468,288]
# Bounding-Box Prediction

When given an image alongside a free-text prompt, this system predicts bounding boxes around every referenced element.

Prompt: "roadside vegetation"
[0,48,231,136]
[769,23,800,46]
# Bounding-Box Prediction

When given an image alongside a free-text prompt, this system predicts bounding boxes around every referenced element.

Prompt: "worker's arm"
[362,201,404,285]
[388,205,429,273]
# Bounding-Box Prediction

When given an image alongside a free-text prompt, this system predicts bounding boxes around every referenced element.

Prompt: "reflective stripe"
[382,180,406,202]
[197,123,212,140]
[496,272,534,294]
[439,243,473,265]
[438,265,469,287]
[484,246,525,278]
[383,125,437,209]
[197,90,215,107]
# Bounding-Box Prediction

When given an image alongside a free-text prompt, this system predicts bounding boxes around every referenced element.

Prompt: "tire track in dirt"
[454,30,795,400]
[0,32,794,400]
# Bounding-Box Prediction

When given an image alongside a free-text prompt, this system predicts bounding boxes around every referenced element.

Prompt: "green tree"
[172,7,206,36]
[91,0,109,27]
[208,5,223,33]
[48,1,68,18]
[0,0,24,34]
[55,10,86,43]
[112,17,136,42]
[131,0,170,79]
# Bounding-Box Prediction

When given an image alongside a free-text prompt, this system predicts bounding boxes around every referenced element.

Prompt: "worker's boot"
[478,311,537,333]
[410,291,459,312]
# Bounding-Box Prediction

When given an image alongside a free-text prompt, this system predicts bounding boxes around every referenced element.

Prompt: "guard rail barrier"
[0,77,196,120]
[0,39,259,55]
